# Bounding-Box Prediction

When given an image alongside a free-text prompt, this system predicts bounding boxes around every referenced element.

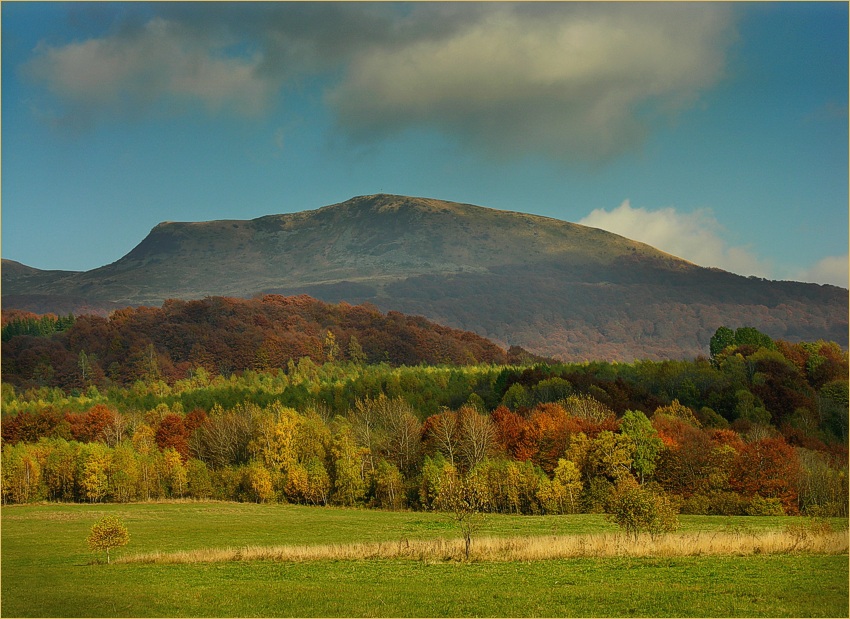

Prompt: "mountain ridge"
[3,194,846,360]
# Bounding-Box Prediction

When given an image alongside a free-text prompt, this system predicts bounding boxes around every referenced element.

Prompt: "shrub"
[707,490,747,516]
[680,493,711,515]
[746,494,786,516]
[805,502,846,518]
[607,479,679,539]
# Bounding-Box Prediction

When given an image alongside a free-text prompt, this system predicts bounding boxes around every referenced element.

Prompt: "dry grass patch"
[121,527,848,565]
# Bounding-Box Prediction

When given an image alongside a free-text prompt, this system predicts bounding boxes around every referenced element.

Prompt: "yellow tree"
[1,444,42,504]
[250,403,299,473]
[304,458,331,506]
[247,462,275,503]
[77,443,111,503]
[86,515,130,564]
[132,424,158,500]
[330,420,367,506]
[538,458,583,514]
[161,448,187,498]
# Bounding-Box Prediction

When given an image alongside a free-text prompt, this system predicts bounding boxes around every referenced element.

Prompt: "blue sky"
[2,2,847,287]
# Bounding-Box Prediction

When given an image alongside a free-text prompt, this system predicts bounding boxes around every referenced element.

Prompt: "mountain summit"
[3,194,846,360]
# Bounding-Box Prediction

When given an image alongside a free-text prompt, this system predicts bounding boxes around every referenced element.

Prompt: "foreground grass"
[2,502,848,617]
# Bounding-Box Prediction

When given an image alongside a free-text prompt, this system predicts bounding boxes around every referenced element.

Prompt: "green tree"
[710,326,735,360]
[620,410,664,484]
[347,335,367,365]
[734,327,776,351]
[330,420,367,506]
[186,458,214,499]
[608,478,679,540]
[86,515,130,564]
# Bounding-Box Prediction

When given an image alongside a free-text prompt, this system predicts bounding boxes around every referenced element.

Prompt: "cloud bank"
[579,201,848,287]
[329,3,735,162]
[23,3,736,162]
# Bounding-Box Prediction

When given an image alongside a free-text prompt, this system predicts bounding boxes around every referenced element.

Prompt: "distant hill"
[3,194,847,360]
[1,294,521,390]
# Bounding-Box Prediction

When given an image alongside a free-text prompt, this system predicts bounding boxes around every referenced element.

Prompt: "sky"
[2,2,848,288]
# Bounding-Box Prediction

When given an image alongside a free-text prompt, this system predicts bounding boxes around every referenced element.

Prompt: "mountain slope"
[3,194,847,360]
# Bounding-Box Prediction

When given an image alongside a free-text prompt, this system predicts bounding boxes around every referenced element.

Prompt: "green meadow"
[2,502,847,617]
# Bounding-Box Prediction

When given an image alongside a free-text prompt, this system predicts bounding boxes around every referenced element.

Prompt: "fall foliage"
[1,323,847,520]
[86,515,130,564]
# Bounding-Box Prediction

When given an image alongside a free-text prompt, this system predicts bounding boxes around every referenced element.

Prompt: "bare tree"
[383,406,422,477]
[457,406,495,472]
[561,394,615,423]
[193,404,256,468]
[434,469,488,560]
[425,409,460,467]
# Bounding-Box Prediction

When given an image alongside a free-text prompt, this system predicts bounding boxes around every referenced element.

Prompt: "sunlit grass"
[3,501,848,617]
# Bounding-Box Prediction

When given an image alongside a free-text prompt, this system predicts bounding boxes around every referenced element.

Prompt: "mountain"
[3,194,847,360]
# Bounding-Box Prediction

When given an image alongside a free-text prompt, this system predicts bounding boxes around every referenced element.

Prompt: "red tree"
[155,414,190,461]
[730,436,800,514]
[66,404,116,443]
[491,406,538,462]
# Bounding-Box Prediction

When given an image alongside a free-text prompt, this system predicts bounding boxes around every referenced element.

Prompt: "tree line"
[2,324,847,517]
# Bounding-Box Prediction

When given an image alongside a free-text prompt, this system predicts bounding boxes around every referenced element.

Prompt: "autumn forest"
[1,295,847,521]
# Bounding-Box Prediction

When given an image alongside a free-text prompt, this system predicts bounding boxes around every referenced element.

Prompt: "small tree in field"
[87,515,130,564]
[608,478,679,540]
[434,468,487,560]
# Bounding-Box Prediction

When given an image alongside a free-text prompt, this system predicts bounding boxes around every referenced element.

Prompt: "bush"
[707,490,747,516]
[581,477,614,514]
[745,494,786,516]
[805,502,846,518]
[680,493,711,515]
[607,479,679,539]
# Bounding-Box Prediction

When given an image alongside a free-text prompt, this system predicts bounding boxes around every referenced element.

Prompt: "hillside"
[1,294,517,390]
[3,194,847,360]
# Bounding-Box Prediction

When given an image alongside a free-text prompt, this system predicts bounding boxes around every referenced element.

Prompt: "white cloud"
[580,201,849,288]
[578,200,773,277]
[795,255,849,288]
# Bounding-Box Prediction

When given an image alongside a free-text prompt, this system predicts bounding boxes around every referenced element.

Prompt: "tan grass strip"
[119,529,849,565]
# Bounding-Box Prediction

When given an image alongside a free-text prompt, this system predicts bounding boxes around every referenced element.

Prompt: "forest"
[1,296,847,520]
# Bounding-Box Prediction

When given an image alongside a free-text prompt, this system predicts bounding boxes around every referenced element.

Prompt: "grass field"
[2,501,847,617]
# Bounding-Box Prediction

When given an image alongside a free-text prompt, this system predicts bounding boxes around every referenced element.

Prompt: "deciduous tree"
[608,477,679,540]
[86,515,130,564]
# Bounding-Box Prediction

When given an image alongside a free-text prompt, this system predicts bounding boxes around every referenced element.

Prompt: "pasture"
[2,501,847,617]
